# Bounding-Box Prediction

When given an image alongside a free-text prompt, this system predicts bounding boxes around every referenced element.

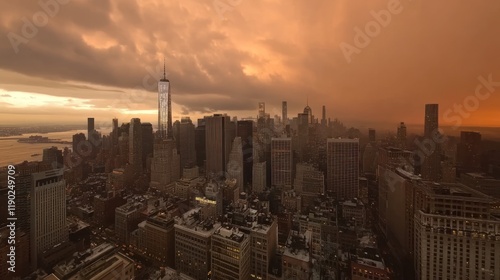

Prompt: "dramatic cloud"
[0,0,499,130]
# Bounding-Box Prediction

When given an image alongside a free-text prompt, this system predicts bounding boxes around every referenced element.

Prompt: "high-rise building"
[175,214,219,280]
[141,122,153,169]
[42,146,63,168]
[368,128,376,143]
[179,117,197,170]
[211,226,251,280]
[227,137,244,189]
[149,139,180,191]
[195,118,206,169]
[258,102,266,118]
[115,201,145,245]
[252,161,267,193]
[271,137,293,189]
[456,131,482,175]
[87,117,95,138]
[414,183,500,280]
[293,163,324,211]
[327,138,359,200]
[30,168,68,269]
[422,104,441,181]
[321,105,327,126]
[296,113,309,162]
[397,122,407,149]
[282,101,288,125]
[248,215,278,280]
[237,120,253,186]
[150,62,181,190]
[158,61,172,140]
[72,133,86,157]
[138,211,175,267]
[205,114,235,176]
[129,118,143,177]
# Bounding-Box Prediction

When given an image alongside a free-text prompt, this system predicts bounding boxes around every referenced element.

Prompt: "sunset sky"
[0,0,499,131]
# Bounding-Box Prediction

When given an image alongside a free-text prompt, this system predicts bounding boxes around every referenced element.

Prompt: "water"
[0,130,86,167]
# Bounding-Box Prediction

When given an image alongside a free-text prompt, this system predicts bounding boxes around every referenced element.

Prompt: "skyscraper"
[321,105,327,126]
[195,118,206,169]
[179,117,197,170]
[237,120,253,186]
[327,138,359,200]
[30,168,68,269]
[397,122,407,149]
[422,104,442,181]
[258,102,266,118]
[424,104,439,137]
[271,137,293,189]
[158,62,172,140]
[141,122,153,168]
[368,128,376,143]
[282,101,288,125]
[205,114,235,176]
[42,146,63,168]
[227,137,243,189]
[129,118,143,177]
[150,61,180,190]
[456,131,482,175]
[87,117,94,138]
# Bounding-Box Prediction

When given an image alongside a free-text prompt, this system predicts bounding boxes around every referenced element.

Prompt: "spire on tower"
[163,57,166,80]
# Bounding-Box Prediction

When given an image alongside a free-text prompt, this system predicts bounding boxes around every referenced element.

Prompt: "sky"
[0,0,499,131]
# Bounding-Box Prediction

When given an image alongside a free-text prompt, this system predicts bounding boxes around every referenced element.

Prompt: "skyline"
[1,0,499,128]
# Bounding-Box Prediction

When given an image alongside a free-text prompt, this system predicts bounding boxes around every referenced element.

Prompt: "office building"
[205,114,235,176]
[327,138,359,200]
[175,210,219,280]
[457,131,482,175]
[150,139,180,191]
[282,101,288,125]
[227,137,244,189]
[237,120,254,186]
[397,122,407,149]
[87,117,95,138]
[129,118,143,177]
[414,183,500,280]
[115,201,146,244]
[158,61,173,140]
[42,146,63,168]
[258,102,266,118]
[252,161,267,193]
[195,118,206,169]
[271,137,293,189]
[211,225,251,280]
[31,169,68,269]
[141,122,153,168]
[138,211,175,267]
[179,117,197,170]
[421,104,442,181]
[282,230,312,279]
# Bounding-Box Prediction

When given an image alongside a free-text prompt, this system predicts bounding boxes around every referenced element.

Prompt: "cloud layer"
[1,0,499,129]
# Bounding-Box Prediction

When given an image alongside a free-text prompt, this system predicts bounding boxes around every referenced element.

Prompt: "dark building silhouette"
[421,104,442,181]
[195,118,206,170]
[141,122,153,168]
[457,131,482,176]
[87,117,94,138]
[237,120,253,186]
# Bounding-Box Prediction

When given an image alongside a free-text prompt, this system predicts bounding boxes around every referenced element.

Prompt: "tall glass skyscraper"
[158,62,172,139]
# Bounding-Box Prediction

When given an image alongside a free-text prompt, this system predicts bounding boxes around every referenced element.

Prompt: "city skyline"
[1,1,500,128]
